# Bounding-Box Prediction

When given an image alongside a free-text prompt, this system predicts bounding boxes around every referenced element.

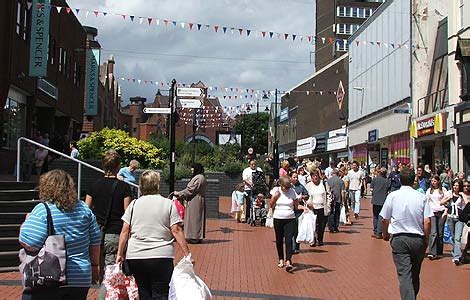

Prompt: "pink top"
[279,168,288,177]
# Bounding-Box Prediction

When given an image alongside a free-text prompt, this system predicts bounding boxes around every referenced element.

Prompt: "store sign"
[368,129,378,143]
[313,133,327,154]
[296,137,316,157]
[411,112,446,138]
[280,107,289,122]
[85,48,100,116]
[327,128,347,151]
[29,0,51,77]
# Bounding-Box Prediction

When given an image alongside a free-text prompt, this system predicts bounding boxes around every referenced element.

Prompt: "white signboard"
[327,127,348,151]
[180,99,203,109]
[297,137,315,157]
[280,108,289,122]
[177,88,205,97]
[143,107,171,114]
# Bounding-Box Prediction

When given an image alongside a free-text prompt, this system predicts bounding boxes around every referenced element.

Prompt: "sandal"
[277,261,285,268]
[285,261,293,272]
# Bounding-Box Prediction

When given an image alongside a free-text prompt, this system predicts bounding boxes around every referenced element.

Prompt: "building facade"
[1,0,87,173]
[348,0,411,169]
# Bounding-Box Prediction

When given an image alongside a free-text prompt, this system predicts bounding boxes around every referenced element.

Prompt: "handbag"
[19,203,67,292]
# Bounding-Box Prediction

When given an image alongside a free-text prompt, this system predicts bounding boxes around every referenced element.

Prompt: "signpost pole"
[273,88,279,180]
[191,109,198,164]
[169,79,177,193]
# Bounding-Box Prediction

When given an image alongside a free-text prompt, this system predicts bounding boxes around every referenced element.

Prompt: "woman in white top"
[440,179,466,265]
[116,170,191,299]
[426,175,447,259]
[305,168,330,246]
[270,176,307,272]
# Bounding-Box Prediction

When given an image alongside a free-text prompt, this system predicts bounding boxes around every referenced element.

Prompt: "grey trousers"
[99,234,120,300]
[391,234,426,300]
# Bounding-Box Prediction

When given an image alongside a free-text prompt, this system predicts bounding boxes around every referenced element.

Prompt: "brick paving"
[0,196,468,299]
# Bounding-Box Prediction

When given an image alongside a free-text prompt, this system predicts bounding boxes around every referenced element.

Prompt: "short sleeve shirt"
[87,177,132,234]
[380,186,434,236]
[346,169,364,190]
[118,167,137,184]
[122,195,182,259]
[20,201,101,287]
[270,187,297,219]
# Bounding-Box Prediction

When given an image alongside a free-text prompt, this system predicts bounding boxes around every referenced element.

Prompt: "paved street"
[0,196,468,299]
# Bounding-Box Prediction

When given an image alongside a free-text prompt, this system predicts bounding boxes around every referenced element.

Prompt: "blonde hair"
[39,169,77,211]
[306,161,318,174]
[139,170,160,195]
[281,160,290,169]
[279,176,291,188]
[129,160,140,169]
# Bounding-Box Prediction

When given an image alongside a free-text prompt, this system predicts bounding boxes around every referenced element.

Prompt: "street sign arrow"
[179,99,203,109]
[177,87,205,97]
[143,107,171,114]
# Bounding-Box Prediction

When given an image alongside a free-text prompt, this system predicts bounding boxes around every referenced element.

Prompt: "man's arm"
[381,219,390,241]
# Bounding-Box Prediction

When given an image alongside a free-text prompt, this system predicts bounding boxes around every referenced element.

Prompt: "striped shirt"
[19,201,101,287]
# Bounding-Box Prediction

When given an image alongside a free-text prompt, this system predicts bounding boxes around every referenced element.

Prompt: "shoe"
[277,261,285,268]
[334,229,340,233]
[188,239,202,244]
[375,234,383,239]
[309,242,316,247]
[354,213,359,219]
[285,264,293,272]
[453,259,462,266]
[427,254,436,260]
[317,241,324,246]
[329,230,335,234]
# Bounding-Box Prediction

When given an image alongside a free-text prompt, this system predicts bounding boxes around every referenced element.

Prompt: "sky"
[67,0,316,111]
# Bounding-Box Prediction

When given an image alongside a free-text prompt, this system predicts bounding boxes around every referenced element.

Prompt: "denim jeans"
[372,204,383,235]
[447,217,465,260]
[349,190,361,214]
[428,211,446,256]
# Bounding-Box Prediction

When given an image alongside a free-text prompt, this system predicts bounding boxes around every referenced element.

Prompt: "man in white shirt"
[380,167,433,300]
[242,160,263,223]
[345,161,365,219]
[324,161,335,179]
[69,141,79,158]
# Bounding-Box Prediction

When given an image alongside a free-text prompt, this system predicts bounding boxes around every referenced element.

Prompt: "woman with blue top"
[20,169,101,300]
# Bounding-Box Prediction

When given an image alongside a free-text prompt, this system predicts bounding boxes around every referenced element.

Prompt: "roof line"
[287,53,348,92]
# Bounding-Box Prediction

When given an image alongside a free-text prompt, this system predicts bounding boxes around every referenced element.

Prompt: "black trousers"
[313,208,327,243]
[391,234,426,300]
[274,218,296,261]
[328,202,341,231]
[22,287,89,300]
[128,258,174,300]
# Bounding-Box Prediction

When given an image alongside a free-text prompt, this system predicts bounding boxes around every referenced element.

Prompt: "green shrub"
[224,160,245,175]
[78,128,165,169]
[162,164,192,181]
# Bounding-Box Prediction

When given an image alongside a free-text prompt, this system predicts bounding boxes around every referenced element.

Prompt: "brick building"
[0,0,87,173]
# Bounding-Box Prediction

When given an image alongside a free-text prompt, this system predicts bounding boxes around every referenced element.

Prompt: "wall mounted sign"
[85,48,100,116]
[410,112,446,138]
[368,129,378,143]
[280,107,289,122]
[29,0,51,77]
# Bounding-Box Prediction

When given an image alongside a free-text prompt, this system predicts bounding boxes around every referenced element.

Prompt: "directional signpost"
[179,99,203,109]
[142,107,171,114]
[177,87,205,98]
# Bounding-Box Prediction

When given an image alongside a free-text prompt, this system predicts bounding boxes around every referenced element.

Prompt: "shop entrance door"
[464,146,470,178]
[421,145,433,167]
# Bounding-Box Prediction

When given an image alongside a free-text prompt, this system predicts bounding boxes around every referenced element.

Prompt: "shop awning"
[456,38,470,60]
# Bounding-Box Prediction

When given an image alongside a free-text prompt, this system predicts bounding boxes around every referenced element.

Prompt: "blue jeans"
[349,190,361,214]
[372,204,383,235]
[428,211,446,256]
[447,217,465,260]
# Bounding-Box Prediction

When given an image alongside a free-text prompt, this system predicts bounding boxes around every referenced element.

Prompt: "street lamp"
[263,89,281,179]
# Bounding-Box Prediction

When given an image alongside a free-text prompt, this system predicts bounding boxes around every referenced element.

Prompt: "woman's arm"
[269,189,281,208]
[171,223,191,257]
[124,196,132,210]
[89,244,100,283]
[175,176,201,199]
[85,195,93,207]
[115,222,130,263]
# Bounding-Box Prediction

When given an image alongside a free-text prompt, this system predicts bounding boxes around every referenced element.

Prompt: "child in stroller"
[250,193,268,226]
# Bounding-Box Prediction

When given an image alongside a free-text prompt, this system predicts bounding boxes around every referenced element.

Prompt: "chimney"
[108,55,115,75]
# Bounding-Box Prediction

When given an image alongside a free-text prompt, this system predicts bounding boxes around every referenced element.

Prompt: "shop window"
[49,38,55,65]
[58,47,63,72]
[22,4,28,40]
[2,98,26,149]
[16,1,22,35]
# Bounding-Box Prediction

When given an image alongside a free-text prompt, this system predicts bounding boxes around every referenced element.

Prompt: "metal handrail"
[16,137,139,199]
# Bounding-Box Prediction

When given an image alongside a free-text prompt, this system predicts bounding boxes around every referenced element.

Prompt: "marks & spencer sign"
[85,49,100,116]
[29,0,51,77]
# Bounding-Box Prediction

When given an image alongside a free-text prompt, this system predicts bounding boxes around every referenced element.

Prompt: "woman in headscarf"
[173,163,207,244]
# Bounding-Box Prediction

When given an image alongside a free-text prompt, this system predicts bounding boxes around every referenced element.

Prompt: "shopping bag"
[169,254,211,300]
[296,211,316,244]
[103,263,139,300]
[443,222,452,244]
[173,198,185,220]
[339,206,347,224]
[265,208,274,228]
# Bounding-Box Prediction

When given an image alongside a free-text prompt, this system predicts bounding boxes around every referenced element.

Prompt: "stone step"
[0,200,40,213]
[0,190,38,202]
[0,181,37,191]
[0,224,21,238]
[0,251,19,268]
[0,237,21,252]
[0,213,27,225]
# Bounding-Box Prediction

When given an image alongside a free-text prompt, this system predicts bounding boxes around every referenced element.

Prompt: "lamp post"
[263,90,280,179]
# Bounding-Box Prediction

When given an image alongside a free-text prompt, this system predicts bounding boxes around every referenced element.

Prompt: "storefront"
[410,110,455,170]
[454,101,470,176]
[326,127,348,163]
[2,86,27,149]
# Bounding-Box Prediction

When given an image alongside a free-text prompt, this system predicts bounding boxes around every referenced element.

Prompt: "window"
[62,49,67,75]
[2,98,26,149]
[336,40,348,52]
[49,38,55,65]
[73,61,77,84]
[22,6,27,40]
[337,6,375,19]
[16,2,22,35]
[76,65,81,87]
[58,47,63,72]
[337,24,360,35]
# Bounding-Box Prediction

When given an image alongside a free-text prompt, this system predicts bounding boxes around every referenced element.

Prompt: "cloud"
[67,0,316,108]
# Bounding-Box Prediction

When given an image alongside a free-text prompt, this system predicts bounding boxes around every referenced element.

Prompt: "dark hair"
[102,150,121,176]
[417,165,424,171]
[352,161,358,166]
[69,140,77,147]
[452,179,463,194]
[399,167,414,186]
[192,163,204,177]
[430,175,443,195]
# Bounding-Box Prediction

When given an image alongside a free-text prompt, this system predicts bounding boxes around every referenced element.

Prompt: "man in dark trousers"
[327,168,344,233]
[370,167,390,239]
[380,167,432,300]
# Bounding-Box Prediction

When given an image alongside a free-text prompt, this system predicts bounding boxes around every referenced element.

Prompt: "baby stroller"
[249,170,268,226]
[250,198,267,226]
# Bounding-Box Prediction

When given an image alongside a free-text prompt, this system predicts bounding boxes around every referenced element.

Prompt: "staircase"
[0,181,40,272]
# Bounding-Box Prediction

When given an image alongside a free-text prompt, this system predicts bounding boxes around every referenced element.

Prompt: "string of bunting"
[36,3,412,48]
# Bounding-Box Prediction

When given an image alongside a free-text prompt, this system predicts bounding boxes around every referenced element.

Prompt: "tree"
[235,112,269,156]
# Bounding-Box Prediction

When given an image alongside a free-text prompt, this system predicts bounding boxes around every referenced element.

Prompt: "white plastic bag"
[265,208,274,228]
[103,263,139,300]
[296,211,316,244]
[339,205,347,224]
[169,254,212,300]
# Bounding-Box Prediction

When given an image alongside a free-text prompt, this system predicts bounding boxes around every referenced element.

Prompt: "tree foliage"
[78,128,165,169]
[234,112,269,156]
